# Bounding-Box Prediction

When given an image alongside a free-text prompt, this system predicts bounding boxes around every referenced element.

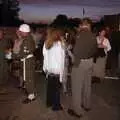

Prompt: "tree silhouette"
[0,0,21,26]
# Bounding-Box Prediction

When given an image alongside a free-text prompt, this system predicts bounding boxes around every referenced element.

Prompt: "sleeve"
[67,47,74,63]
[43,44,48,72]
[60,45,65,83]
[106,39,111,52]
[104,39,111,53]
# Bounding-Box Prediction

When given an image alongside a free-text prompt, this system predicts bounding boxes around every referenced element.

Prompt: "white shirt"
[96,36,111,54]
[43,41,65,82]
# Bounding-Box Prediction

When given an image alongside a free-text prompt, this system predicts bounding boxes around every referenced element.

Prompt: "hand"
[98,44,107,49]
[71,56,75,63]
[21,58,25,62]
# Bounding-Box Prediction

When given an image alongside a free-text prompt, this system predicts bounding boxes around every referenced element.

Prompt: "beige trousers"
[71,58,93,115]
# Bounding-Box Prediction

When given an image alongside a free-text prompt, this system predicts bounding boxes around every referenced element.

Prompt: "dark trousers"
[46,74,61,110]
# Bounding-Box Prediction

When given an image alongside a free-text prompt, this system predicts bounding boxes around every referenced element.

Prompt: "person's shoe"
[67,109,82,118]
[92,76,101,84]
[84,108,91,112]
[81,105,91,112]
[22,98,36,104]
[21,88,28,95]
[52,105,63,111]
[47,103,52,108]
[17,86,22,89]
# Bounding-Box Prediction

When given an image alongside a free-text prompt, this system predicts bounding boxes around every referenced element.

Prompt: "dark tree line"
[0,0,24,26]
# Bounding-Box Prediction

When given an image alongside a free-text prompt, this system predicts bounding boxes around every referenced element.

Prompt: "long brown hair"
[45,27,65,49]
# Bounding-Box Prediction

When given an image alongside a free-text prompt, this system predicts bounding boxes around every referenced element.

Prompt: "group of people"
[0,15,112,118]
[42,16,111,118]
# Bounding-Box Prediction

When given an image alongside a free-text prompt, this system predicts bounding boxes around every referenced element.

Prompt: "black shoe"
[92,76,101,84]
[52,105,63,111]
[46,103,52,108]
[81,105,91,112]
[21,88,28,95]
[22,98,36,104]
[67,109,82,118]
[84,108,91,112]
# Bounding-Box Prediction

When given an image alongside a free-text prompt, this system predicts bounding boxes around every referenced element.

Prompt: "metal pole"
[83,8,85,18]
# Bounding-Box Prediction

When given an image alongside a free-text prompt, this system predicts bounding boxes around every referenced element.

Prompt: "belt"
[46,72,59,78]
[21,54,33,62]
[81,58,92,61]
[26,54,33,59]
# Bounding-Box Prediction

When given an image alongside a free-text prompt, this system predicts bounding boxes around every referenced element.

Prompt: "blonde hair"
[45,28,64,49]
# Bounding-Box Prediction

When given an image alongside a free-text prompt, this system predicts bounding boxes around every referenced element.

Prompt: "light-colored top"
[96,36,111,54]
[43,41,65,82]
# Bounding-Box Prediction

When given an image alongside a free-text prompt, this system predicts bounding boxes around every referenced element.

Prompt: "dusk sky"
[19,0,120,23]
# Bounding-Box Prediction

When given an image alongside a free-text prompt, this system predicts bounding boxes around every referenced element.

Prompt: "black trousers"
[46,74,61,110]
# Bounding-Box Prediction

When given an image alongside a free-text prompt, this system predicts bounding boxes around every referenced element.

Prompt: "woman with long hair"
[43,27,65,111]
[93,28,111,82]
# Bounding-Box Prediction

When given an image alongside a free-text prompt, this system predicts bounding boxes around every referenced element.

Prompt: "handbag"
[96,37,106,58]
[93,48,106,63]
[96,48,106,57]
[93,38,106,63]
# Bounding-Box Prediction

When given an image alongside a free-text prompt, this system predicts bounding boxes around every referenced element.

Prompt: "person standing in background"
[93,28,111,82]
[0,29,9,85]
[43,27,65,111]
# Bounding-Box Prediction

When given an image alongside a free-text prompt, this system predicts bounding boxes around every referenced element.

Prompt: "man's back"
[74,31,97,61]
